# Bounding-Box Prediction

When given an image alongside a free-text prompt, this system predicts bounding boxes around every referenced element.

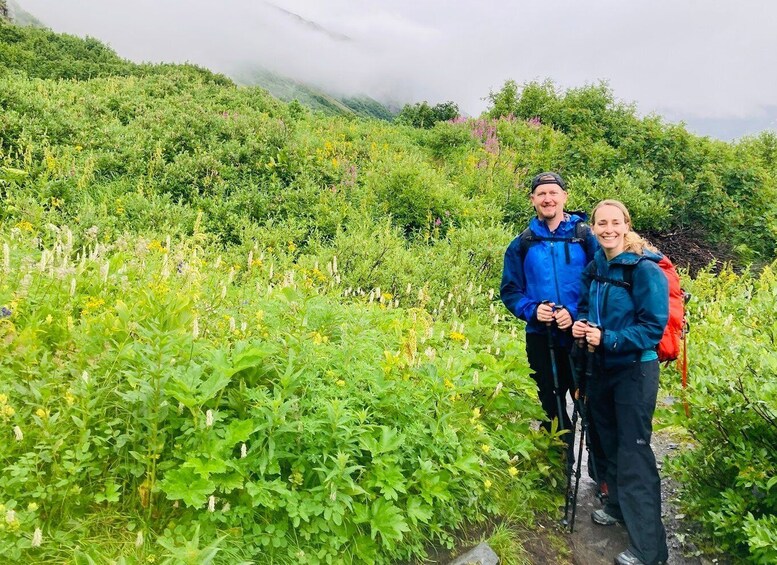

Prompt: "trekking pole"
[562,335,587,529]
[568,322,599,532]
[541,301,566,441]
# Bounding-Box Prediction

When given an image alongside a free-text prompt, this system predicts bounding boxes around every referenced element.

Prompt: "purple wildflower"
[0,306,11,318]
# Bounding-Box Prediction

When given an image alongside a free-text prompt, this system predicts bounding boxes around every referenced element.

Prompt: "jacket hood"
[594,247,665,268]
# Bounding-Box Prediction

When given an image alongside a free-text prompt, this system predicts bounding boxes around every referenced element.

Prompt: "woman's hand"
[585,326,602,347]
[571,320,588,338]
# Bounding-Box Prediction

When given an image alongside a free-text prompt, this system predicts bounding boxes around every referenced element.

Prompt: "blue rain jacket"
[500,214,599,339]
[578,248,669,369]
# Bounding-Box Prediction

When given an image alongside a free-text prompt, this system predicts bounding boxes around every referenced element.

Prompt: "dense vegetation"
[234,68,395,122]
[1,17,776,563]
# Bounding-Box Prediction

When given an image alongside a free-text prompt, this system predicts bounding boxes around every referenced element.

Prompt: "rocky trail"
[564,398,730,565]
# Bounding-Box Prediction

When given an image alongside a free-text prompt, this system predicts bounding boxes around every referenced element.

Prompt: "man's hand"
[553,307,572,330]
[536,302,555,323]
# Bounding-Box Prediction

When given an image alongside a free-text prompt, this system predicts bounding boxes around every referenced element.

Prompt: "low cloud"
[17,0,777,136]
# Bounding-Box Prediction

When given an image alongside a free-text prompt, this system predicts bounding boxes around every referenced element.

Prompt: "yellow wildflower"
[480,444,490,454]
[336,379,346,387]
[483,479,492,490]
[508,467,519,477]
[35,408,47,419]
[448,331,465,342]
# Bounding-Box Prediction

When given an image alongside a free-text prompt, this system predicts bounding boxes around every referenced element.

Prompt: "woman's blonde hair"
[591,199,657,256]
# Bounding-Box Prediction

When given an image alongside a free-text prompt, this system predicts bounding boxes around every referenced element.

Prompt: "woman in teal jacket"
[572,199,669,565]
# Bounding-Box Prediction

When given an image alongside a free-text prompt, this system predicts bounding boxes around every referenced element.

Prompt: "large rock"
[447,542,499,565]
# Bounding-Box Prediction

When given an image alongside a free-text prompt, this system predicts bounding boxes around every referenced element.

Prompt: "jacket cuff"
[602,329,618,351]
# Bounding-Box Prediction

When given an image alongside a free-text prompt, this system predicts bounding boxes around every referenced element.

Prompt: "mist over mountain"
[13,0,777,140]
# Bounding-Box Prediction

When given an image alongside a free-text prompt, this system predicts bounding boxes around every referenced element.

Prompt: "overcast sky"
[16,0,777,139]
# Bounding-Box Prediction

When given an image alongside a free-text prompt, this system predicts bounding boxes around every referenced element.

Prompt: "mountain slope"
[235,67,395,121]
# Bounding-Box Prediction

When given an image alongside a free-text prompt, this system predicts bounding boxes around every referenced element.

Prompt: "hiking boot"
[614,549,645,565]
[592,509,623,526]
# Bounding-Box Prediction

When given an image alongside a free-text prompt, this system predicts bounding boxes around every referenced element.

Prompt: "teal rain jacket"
[578,248,669,370]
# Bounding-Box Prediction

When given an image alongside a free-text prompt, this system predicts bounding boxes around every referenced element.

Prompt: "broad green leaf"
[160,468,215,507]
[369,498,409,545]
[222,418,255,446]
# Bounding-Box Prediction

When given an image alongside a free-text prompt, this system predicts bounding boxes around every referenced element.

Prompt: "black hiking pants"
[590,359,668,565]
[526,332,607,481]
[526,332,574,458]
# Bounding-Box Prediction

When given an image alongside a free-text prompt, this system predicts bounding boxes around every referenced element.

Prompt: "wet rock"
[447,542,499,565]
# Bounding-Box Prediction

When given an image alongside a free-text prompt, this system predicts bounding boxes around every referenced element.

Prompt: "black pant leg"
[526,332,575,461]
[613,360,668,565]
[589,366,622,518]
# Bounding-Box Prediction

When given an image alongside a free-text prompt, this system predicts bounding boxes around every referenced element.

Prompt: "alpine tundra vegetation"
[1,16,776,564]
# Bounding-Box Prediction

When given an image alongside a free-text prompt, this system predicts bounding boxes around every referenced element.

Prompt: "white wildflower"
[406,283,412,294]
[192,317,199,339]
[241,443,247,458]
[31,527,42,548]
[205,409,214,427]
[100,261,109,283]
[69,277,76,296]
[463,339,469,350]
[222,502,230,513]
[473,370,480,386]
[229,317,235,332]
[81,371,89,384]
[240,321,247,332]
[208,495,216,512]
[135,531,144,547]
[493,382,503,397]
[221,285,227,300]
[495,347,500,356]
[247,250,253,270]
[5,510,16,524]
[488,288,495,300]
[424,347,436,361]
[332,255,338,275]
[494,314,500,325]
[178,402,184,414]
[2,242,9,271]
[268,263,274,279]
[13,426,23,441]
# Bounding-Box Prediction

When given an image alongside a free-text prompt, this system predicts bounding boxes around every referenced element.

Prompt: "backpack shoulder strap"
[574,221,590,242]
[517,228,535,260]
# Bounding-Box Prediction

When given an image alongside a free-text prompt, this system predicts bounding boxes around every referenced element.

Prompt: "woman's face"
[593,204,629,257]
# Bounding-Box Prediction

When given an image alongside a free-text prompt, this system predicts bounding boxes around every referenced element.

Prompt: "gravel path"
[563,399,727,565]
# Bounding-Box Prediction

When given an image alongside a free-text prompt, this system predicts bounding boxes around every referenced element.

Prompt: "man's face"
[530,183,567,222]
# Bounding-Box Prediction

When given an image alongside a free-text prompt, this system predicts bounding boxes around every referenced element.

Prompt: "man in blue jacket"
[500,172,604,484]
